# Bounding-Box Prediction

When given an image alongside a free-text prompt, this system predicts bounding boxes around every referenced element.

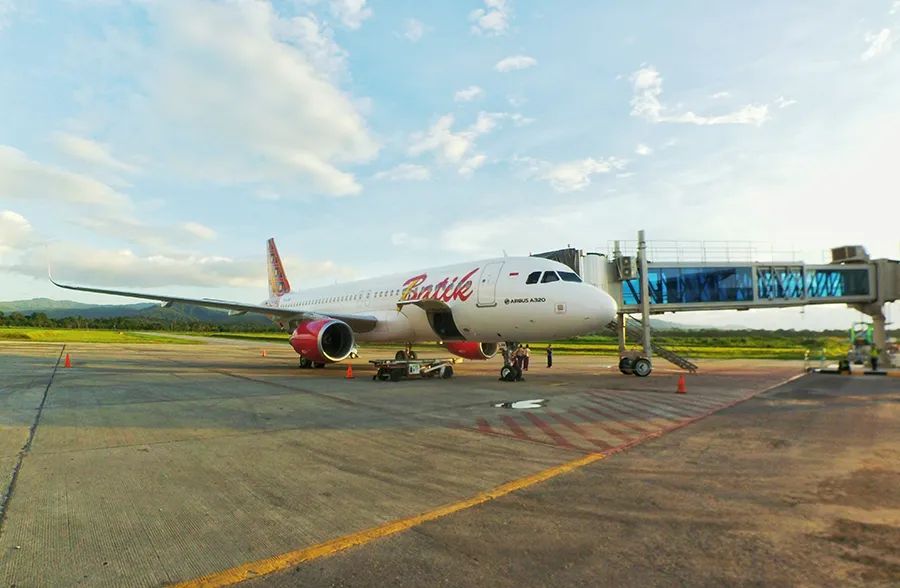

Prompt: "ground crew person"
[524,344,530,371]
[546,344,553,368]
[871,346,880,371]
[514,345,526,380]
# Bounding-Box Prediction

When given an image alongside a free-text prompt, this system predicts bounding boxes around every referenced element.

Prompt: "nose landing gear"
[499,341,523,382]
[394,344,418,361]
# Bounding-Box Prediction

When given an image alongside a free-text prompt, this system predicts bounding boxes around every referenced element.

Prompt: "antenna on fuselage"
[502,249,508,257]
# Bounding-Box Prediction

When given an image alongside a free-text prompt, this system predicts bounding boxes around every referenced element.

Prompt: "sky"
[0,0,898,330]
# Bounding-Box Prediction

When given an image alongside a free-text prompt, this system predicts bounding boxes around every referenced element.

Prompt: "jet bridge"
[535,236,899,373]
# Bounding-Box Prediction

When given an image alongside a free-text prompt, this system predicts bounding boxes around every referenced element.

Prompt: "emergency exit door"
[476,261,504,307]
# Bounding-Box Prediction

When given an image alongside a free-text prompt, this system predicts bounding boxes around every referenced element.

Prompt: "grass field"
[0,327,199,344]
[0,327,849,360]
[210,331,845,361]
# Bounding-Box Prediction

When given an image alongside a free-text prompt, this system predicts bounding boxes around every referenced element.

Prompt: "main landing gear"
[499,341,523,382]
[298,357,326,369]
[394,343,418,361]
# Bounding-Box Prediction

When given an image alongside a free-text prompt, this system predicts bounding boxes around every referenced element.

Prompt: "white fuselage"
[268,256,617,343]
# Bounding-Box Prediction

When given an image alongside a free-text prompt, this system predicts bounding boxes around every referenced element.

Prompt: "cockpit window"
[526,271,541,284]
[559,271,582,283]
[541,271,560,283]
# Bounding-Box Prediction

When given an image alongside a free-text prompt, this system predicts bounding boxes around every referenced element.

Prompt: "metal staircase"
[606,317,699,373]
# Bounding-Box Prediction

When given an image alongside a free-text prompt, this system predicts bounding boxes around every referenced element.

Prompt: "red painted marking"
[598,373,808,459]
[572,406,641,438]
[546,410,612,449]
[583,394,667,425]
[476,418,494,434]
[501,415,533,441]
[522,413,577,448]
[624,393,718,415]
[599,392,696,419]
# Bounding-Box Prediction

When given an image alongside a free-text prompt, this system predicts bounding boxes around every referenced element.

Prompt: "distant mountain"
[0,298,272,326]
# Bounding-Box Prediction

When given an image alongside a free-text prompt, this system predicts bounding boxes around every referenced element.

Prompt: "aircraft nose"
[590,287,618,329]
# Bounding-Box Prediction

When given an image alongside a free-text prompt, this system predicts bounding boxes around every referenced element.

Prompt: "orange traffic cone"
[64,353,72,368]
[261,349,267,357]
[345,364,354,379]
[676,374,687,394]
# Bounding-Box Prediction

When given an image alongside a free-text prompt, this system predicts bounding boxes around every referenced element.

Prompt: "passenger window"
[526,271,541,284]
[559,271,582,283]
[541,272,560,283]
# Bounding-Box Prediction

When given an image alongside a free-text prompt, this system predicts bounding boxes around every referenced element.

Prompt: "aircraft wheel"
[441,365,453,379]
[500,365,516,382]
[298,358,312,369]
[632,358,652,377]
[390,368,404,381]
[618,357,634,375]
[395,350,408,361]
[313,362,326,369]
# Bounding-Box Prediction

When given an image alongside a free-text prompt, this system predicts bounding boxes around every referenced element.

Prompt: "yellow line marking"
[170,452,605,588]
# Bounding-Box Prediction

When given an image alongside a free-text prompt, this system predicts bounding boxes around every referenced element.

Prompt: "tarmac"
[0,339,896,587]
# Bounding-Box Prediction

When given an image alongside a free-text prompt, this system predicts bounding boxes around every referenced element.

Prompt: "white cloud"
[495,55,537,72]
[7,238,357,289]
[408,112,506,175]
[635,143,653,156]
[390,232,428,248]
[774,96,797,109]
[710,91,731,99]
[0,0,14,32]
[517,155,627,193]
[329,0,372,30]
[892,1,900,15]
[0,145,131,209]
[181,221,216,240]
[0,210,32,255]
[373,163,430,181]
[52,132,140,174]
[470,0,510,36]
[861,28,894,61]
[630,65,768,126]
[454,85,484,102]
[403,18,425,42]
[138,0,378,196]
[458,154,487,177]
[255,189,282,201]
[278,14,346,81]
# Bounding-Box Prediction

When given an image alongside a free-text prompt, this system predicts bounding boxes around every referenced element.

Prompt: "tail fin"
[266,238,291,298]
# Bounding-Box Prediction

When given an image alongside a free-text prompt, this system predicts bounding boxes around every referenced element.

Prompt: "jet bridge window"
[526,271,542,284]
[558,271,582,283]
[541,271,560,283]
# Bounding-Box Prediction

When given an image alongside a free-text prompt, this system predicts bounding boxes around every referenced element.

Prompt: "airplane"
[51,238,618,380]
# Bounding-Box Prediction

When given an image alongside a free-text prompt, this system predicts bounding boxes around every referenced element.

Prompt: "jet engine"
[289,318,355,363]
[444,341,499,360]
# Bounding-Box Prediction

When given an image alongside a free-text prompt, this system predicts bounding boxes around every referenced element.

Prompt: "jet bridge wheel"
[632,358,652,377]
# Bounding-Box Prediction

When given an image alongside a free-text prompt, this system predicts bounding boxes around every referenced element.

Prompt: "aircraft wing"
[49,276,378,333]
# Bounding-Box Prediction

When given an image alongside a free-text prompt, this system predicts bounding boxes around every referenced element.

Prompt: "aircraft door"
[476,261,504,307]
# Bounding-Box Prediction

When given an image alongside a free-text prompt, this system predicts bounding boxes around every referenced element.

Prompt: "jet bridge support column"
[617,313,626,354]
[638,230,652,359]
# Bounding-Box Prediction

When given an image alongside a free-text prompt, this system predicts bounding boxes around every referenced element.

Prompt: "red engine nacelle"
[444,341,499,360]
[289,318,355,363]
